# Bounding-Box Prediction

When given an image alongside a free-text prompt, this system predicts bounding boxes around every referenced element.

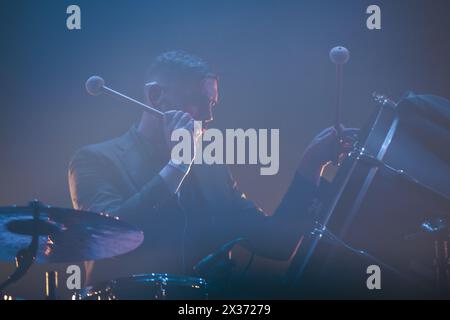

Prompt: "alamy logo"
[66,265,81,290]
[171,121,279,176]
[66,5,81,30]
[366,5,381,30]
[366,265,381,290]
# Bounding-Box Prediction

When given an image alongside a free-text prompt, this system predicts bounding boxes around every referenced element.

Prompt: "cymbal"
[0,203,144,263]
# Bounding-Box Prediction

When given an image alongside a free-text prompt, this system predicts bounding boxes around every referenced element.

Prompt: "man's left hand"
[297,126,359,186]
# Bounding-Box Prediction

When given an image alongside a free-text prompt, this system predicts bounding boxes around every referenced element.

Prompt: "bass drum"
[74,273,208,300]
[287,93,450,299]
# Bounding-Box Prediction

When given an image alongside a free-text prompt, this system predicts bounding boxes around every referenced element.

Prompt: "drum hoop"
[288,106,399,286]
[337,115,399,237]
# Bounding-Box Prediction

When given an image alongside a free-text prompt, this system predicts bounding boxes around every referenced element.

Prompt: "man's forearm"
[108,161,192,224]
[261,171,320,259]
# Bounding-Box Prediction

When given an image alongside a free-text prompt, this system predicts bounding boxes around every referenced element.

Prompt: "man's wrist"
[168,159,192,174]
[159,160,193,194]
[296,163,321,187]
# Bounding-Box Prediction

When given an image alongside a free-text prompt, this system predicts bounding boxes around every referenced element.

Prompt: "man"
[68,50,351,290]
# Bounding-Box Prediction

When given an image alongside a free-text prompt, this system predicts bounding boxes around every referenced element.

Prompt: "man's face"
[164,77,218,123]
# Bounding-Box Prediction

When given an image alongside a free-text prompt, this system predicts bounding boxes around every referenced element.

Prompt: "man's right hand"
[163,110,201,164]
[159,111,202,193]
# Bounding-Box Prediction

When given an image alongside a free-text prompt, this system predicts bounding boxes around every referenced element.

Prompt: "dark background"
[1,0,449,299]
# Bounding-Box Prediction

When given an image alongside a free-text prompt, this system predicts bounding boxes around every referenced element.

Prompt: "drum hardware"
[0,201,144,264]
[0,200,144,299]
[350,150,450,204]
[372,92,398,109]
[347,114,399,223]
[193,238,246,275]
[193,238,247,294]
[2,294,24,300]
[431,220,450,297]
[310,222,404,278]
[405,218,450,296]
[0,200,41,294]
[45,271,58,300]
[73,274,208,300]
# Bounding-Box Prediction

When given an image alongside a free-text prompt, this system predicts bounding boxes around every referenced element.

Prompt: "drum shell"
[291,96,450,299]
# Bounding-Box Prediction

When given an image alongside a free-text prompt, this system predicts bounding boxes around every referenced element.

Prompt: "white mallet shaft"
[85,75,164,118]
[329,46,350,135]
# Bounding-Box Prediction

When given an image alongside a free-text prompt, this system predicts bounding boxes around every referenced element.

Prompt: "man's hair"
[147,50,217,85]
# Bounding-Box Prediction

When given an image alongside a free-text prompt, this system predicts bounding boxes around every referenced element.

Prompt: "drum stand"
[311,222,404,277]
[0,200,41,294]
[421,219,450,297]
[45,271,58,300]
[0,200,59,300]
[434,236,450,297]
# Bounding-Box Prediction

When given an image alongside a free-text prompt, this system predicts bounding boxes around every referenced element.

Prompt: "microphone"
[85,75,164,118]
[193,238,247,274]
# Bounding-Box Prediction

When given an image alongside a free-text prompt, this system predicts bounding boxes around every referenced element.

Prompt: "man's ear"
[144,82,163,107]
